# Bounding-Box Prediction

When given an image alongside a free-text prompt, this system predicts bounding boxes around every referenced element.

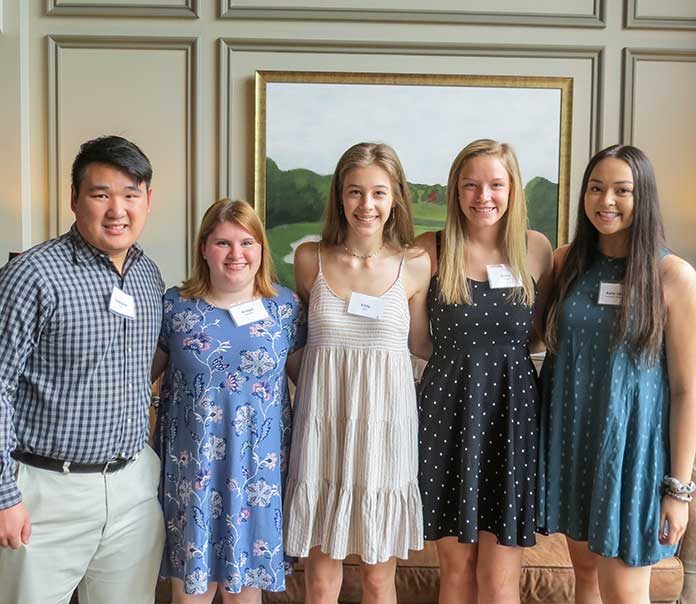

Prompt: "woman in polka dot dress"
[415,139,553,603]
[537,145,696,603]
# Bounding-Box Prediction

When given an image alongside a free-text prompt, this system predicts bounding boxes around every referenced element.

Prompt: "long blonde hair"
[439,139,534,306]
[321,142,415,248]
[180,199,277,300]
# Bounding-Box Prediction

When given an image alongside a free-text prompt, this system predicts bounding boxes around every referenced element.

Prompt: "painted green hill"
[266,158,330,229]
[525,176,558,246]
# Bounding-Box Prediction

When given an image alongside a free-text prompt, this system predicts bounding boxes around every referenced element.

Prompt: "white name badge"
[108,286,136,320]
[346,292,385,319]
[598,281,623,306]
[486,264,523,289]
[228,299,269,327]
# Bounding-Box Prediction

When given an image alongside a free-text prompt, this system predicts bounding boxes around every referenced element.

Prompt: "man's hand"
[0,502,31,549]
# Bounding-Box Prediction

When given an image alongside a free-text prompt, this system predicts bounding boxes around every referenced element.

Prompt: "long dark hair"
[545,144,665,364]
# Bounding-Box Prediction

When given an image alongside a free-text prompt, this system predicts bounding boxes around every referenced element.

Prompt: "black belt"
[12,451,135,474]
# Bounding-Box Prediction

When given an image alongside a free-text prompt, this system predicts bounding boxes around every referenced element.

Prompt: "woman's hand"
[659,494,690,546]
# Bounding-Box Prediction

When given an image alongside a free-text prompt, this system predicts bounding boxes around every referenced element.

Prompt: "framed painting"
[255,70,572,288]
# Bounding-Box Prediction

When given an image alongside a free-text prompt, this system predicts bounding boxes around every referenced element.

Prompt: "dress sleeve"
[158,288,175,354]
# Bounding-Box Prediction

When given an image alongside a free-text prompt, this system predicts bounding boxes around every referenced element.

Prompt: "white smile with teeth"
[473,207,496,214]
[104,224,127,233]
[597,211,620,219]
[355,215,378,223]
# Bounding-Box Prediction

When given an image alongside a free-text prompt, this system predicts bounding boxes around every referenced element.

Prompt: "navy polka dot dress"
[418,233,539,547]
[537,250,677,566]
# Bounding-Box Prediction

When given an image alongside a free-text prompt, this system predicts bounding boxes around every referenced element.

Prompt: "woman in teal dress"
[538,145,696,603]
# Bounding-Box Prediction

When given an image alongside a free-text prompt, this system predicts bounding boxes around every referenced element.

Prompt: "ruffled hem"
[284,478,424,564]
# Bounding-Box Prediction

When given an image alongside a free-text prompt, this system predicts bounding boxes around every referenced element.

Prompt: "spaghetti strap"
[316,241,324,275]
[397,251,407,280]
[435,231,442,262]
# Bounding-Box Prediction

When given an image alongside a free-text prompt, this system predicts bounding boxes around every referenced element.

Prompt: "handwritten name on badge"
[486,264,523,289]
[228,299,270,327]
[108,286,136,320]
[598,282,623,306]
[347,292,384,319]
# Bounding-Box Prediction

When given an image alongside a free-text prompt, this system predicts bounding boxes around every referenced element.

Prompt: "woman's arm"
[661,254,696,546]
[406,247,433,361]
[293,241,320,306]
[414,230,438,278]
[527,230,554,353]
[285,348,304,385]
[151,346,169,383]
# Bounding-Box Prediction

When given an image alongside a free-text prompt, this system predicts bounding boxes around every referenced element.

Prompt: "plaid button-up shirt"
[0,225,164,508]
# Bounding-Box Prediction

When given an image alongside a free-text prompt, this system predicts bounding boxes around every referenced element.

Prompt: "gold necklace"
[343,244,383,259]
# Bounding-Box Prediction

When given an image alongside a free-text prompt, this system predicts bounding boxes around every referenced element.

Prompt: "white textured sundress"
[284,248,424,564]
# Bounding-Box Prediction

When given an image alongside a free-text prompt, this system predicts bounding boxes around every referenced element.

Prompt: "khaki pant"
[0,445,165,604]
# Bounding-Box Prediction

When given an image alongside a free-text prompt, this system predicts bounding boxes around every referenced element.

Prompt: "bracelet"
[662,475,696,495]
[665,490,693,503]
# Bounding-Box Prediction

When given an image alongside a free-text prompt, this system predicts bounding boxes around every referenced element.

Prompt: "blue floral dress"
[156,285,305,594]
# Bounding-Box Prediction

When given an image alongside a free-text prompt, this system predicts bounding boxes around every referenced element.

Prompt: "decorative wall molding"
[622,48,696,143]
[219,0,605,28]
[218,38,604,204]
[47,35,199,272]
[624,0,696,30]
[47,0,199,18]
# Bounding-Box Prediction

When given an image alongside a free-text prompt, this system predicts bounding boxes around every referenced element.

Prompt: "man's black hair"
[71,135,153,193]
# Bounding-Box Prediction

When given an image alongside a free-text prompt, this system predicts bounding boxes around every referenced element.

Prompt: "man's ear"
[70,185,78,212]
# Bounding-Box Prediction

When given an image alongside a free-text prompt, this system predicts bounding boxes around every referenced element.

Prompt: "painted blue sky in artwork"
[266,82,561,186]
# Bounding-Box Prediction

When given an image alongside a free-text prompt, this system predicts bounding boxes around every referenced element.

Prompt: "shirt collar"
[68,223,143,270]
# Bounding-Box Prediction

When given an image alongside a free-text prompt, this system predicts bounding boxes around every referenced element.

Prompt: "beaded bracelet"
[665,490,693,503]
[662,475,696,495]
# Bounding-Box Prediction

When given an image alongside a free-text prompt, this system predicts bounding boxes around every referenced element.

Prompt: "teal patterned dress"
[537,250,677,566]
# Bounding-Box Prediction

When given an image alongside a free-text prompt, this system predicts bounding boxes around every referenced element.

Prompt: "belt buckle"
[101,459,115,475]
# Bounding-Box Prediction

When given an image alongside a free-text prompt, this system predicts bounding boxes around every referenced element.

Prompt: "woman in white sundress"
[283,142,432,604]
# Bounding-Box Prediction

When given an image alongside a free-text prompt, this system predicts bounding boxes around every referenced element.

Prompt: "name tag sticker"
[109,286,136,320]
[598,282,623,306]
[486,264,523,289]
[228,299,269,327]
[347,292,384,319]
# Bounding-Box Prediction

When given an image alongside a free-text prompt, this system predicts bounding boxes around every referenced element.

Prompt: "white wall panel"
[220,0,604,26]
[626,0,696,30]
[47,36,198,286]
[47,0,199,18]
[624,49,696,264]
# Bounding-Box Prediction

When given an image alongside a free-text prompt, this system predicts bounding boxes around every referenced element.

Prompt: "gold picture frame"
[255,70,572,287]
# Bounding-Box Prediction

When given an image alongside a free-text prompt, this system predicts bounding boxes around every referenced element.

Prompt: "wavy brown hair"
[180,199,277,300]
[544,145,665,364]
[321,142,415,249]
